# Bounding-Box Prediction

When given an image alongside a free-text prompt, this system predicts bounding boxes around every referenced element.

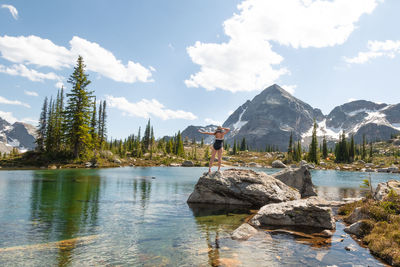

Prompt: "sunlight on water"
[0,167,396,266]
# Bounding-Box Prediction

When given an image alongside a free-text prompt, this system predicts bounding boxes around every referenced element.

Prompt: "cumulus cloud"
[0,64,62,82]
[0,35,154,83]
[106,95,197,120]
[344,40,400,64]
[186,0,380,93]
[204,118,222,126]
[1,4,18,20]
[0,110,36,124]
[0,95,30,108]
[0,110,18,123]
[281,84,296,95]
[55,81,64,89]
[24,90,38,97]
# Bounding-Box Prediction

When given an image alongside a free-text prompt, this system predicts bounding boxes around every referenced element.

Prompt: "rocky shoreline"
[187,167,399,266]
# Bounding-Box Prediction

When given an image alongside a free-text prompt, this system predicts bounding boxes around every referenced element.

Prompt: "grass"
[339,191,400,266]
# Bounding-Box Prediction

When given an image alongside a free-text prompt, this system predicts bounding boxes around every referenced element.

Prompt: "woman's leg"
[217,148,223,171]
[209,148,217,173]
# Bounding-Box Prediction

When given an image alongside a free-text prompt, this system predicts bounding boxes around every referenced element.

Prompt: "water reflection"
[188,204,250,266]
[315,186,366,200]
[29,170,101,266]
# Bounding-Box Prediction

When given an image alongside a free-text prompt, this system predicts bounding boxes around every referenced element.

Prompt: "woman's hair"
[214,126,223,134]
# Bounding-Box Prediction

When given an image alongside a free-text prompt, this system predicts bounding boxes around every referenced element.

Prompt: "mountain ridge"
[182,84,400,150]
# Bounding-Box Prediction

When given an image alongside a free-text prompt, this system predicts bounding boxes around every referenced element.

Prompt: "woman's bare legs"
[209,148,217,173]
[217,148,223,171]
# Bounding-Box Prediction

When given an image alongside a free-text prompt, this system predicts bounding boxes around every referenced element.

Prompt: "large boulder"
[187,169,301,207]
[344,220,374,238]
[272,160,287,168]
[374,180,400,200]
[271,166,317,198]
[250,197,335,230]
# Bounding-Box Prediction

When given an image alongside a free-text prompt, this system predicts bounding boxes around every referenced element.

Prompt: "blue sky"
[0,0,400,139]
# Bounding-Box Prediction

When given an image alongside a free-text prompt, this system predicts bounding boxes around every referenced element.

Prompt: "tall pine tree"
[65,56,94,159]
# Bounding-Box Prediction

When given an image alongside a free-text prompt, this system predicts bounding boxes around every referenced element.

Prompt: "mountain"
[181,124,218,144]
[181,84,400,150]
[0,117,37,154]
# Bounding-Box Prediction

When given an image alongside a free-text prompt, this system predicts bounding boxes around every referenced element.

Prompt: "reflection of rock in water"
[315,186,365,200]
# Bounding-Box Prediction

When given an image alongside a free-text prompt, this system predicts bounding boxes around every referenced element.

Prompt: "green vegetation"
[339,192,400,266]
[35,56,107,162]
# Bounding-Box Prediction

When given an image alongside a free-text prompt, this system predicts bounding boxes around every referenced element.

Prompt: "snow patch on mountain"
[301,119,342,141]
[231,107,248,136]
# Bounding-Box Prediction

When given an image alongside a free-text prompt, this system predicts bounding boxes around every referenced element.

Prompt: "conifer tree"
[36,97,48,151]
[54,87,65,152]
[308,120,319,164]
[361,134,367,160]
[45,97,55,153]
[288,132,293,160]
[143,119,151,152]
[240,137,246,151]
[349,135,355,162]
[90,98,98,148]
[65,56,94,159]
[369,142,373,159]
[200,138,204,147]
[232,139,237,155]
[322,135,328,159]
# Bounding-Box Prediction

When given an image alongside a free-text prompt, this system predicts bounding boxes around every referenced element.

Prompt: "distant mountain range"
[0,117,37,154]
[182,84,400,150]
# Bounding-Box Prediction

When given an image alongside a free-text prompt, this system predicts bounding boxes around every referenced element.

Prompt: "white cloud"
[0,96,30,108]
[0,111,36,125]
[344,40,400,64]
[20,117,37,124]
[24,90,38,97]
[55,81,64,89]
[281,84,296,95]
[106,95,197,120]
[204,118,222,126]
[347,98,357,102]
[227,110,234,115]
[0,35,154,83]
[186,0,380,93]
[0,110,18,123]
[0,64,62,82]
[1,4,18,20]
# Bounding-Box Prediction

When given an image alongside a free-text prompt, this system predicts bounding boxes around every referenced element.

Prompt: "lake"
[0,167,397,266]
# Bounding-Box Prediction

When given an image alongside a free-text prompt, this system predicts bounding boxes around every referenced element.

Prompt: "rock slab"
[187,169,301,207]
[250,198,336,230]
[271,160,287,168]
[231,223,258,240]
[272,166,317,198]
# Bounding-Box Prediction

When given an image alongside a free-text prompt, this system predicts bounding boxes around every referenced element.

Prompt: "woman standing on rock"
[198,126,230,173]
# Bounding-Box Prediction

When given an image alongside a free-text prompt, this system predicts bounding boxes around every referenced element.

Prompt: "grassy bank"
[339,192,400,266]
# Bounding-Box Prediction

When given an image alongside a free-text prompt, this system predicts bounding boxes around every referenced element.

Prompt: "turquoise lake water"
[0,167,397,266]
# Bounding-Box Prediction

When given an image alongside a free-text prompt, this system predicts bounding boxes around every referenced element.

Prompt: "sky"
[1,0,400,139]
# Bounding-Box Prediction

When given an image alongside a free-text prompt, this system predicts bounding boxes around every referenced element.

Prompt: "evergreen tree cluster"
[36,56,107,160]
[335,133,373,163]
[107,119,187,159]
[286,132,303,162]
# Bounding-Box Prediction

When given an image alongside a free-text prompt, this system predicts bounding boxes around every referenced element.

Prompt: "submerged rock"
[231,223,258,240]
[374,180,400,200]
[187,169,301,207]
[272,166,317,198]
[250,197,336,230]
[272,160,287,168]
